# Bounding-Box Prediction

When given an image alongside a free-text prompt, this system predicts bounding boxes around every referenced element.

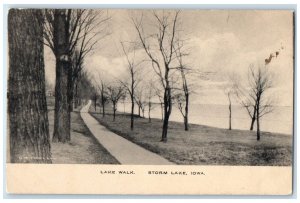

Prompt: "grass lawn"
[90,105,292,166]
[47,103,119,164]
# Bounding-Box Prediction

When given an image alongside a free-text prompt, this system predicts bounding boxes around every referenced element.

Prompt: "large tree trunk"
[68,76,74,112]
[52,9,71,143]
[161,80,172,142]
[8,9,52,163]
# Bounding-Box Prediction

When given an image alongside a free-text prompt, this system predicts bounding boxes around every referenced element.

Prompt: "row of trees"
[43,9,109,142]
[92,11,193,141]
[94,60,274,143]
[223,63,275,141]
[133,11,183,142]
[233,64,274,141]
[8,9,277,163]
[8,9,107,163]
[93,74,158,122]
[93,10,276,143]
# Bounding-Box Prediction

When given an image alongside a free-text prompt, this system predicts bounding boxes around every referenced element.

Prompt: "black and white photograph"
[5,7,294,195]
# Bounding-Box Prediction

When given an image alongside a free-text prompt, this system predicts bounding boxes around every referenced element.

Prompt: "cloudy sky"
[45,9,294,106]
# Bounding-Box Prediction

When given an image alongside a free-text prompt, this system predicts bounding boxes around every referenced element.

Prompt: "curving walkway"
[80,100,174,165]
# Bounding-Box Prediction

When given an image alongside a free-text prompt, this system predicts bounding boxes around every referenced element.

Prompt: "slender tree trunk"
[250,106,257,131]
[256,100,260,141]
[8,9,52,163]
[138,105,141,117]
[113,103,116,121]
[94,96,97,111]
[130,94,134,130]
[52,9,71,143]
[161,78,172,142]
[184,93,189,131]
[130,75,135,129]
[101,91,105,117]
[74,81,78,109]
[250,117,255,130]
[180,72,189,131]
[148,101,151,123]
[68,72,73,112]
[102,100,105,117]
[229,103,232,130]
[142,108,145,118]
[228,93,232,130]
[160,102,164,121]
[123,101,125,115]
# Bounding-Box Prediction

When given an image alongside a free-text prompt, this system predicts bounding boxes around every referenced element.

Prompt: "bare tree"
[234,74,257,131]
[107,83,125,121]
[227,91,232,130]
[43,9,110,142]
[173,92,187,127]
[154,86,164,121]
[50,9,72,142]
[236,64,274,140]
[94,71,109,117]
[76,70,95,105]
[221,73,239,130]
[121,94,127,116]
[134,86,147,118]
[173,40,191,131]
[119,41,143,129]
[69,49,83,111]
[133,10,181,142]
[91,91,98,111]
[8,9,51,163]
[146,81,156,123]
[72,55,84,109]
[74,69,88,107]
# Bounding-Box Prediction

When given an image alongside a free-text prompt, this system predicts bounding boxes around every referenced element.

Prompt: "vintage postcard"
[6,8,294,195]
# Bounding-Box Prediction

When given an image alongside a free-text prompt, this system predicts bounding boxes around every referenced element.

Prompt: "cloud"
[43,10,293,107]
[188,32,241,71]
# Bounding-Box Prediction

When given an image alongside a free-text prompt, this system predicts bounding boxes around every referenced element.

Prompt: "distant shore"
[119,102,293,135]
[89,105,292,166]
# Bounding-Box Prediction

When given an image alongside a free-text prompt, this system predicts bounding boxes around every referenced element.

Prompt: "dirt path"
[80,100,174,165]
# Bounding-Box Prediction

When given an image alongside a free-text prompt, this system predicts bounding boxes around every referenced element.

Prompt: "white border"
[0,0,298,202]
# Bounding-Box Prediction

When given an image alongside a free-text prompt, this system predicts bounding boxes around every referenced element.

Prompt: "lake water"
[118,102,293,135]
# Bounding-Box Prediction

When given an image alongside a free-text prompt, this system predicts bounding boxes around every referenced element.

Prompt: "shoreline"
[89,105,292,166]
[117,102,293,135]
[91,109,293,137]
